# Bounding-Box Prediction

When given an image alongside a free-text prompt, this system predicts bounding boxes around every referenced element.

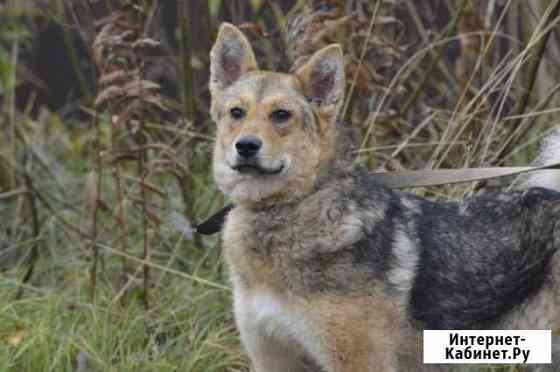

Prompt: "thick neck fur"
[223,167,392,297]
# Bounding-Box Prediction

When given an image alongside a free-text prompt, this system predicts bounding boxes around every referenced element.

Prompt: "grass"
[0,114,246,371]
[0,216,246,371]
[0,278,245,372]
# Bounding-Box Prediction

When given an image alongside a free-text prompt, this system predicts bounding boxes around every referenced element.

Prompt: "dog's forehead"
[224,71,301,103]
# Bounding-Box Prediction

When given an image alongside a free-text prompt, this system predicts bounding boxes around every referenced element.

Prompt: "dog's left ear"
[210,23,258,97]
[295,44,345,118]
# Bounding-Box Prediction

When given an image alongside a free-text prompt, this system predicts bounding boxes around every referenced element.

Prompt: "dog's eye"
[230,107,245,120]
[271,109,292,123]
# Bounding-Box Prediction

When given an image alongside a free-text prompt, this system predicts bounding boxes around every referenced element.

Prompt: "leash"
[195,161,560,235]
[371,162,560,188]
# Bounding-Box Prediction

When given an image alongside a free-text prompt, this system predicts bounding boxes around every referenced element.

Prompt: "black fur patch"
[410,188,560,329]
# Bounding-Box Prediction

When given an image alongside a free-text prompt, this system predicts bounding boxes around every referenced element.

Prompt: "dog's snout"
[235,136,262,158]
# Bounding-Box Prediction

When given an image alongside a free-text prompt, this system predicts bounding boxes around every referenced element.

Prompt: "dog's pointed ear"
[210,23,258,96]
[294,44,345,117]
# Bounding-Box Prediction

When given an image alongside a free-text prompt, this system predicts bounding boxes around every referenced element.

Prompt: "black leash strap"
[195,203,235,235]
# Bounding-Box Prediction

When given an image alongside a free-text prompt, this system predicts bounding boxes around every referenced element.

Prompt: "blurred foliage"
[0,0,559,370]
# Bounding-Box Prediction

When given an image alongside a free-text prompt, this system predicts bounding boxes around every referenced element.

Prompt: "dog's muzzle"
[230,135,284,175]
[231,158,284,175]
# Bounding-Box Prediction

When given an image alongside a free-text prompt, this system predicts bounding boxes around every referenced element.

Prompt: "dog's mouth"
[231,161,284,175]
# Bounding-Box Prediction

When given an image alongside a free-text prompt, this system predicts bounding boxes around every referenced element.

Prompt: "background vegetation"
[1,0,559,370]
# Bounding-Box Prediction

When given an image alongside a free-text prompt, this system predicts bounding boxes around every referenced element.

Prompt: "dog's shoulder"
[222,169,399,294]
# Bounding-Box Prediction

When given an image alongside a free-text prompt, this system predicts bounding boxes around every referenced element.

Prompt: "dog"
[209,22,560,372]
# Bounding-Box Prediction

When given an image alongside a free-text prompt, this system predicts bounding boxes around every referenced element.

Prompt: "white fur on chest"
[233,287,329,367]
[234,288,302,340]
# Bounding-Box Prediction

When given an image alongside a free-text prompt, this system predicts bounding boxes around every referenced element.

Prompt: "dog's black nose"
[235,136,262,158]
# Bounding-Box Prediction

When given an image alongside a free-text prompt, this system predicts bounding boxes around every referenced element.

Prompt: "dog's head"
[210,23,345,207]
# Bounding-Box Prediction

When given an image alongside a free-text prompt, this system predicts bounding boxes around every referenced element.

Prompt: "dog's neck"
[238,120,353,211]
[241,160,350,212]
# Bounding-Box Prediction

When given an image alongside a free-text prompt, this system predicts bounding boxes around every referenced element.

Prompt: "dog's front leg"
[239,324,310,372]
[320,334,397,372]
[308,296,400,372]
[235,294,311,372]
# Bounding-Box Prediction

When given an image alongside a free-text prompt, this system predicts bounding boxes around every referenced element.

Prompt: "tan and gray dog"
[209,22,560,372]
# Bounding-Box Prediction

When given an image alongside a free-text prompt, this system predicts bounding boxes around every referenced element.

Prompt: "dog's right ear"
[294,44,345,120]
[210,23,258,97]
